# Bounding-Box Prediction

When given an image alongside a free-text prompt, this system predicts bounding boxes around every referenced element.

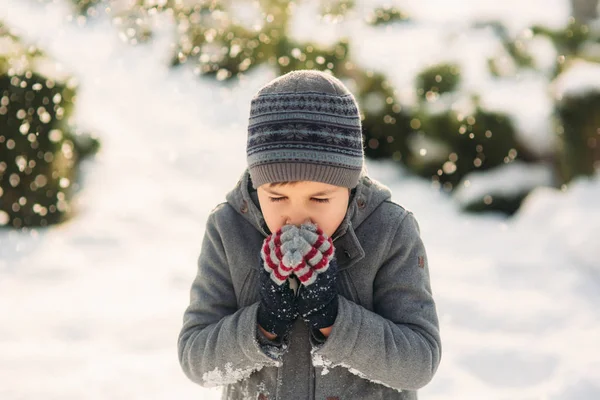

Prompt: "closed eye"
[269,197,330,203]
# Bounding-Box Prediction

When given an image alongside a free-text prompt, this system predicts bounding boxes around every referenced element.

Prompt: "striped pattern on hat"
[247,70,365,189]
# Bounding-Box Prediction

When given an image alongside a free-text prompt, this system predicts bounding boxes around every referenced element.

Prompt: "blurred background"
[1,0,599,398]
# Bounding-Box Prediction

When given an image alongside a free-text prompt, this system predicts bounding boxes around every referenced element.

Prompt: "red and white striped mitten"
[281,222,334,286]
[260,224,301,285]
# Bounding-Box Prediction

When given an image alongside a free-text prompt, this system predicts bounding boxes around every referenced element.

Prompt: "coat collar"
[225,168,392,270]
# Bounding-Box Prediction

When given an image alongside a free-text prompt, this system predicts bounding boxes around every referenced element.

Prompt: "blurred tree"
[531,6,600,186]
[410,60,538,214]
[66,0,600,216]
[571,0,599,24]
[69,0,421,179]
[365,5,410,26]
[554,64,600,183]
[0,22,100,229]
[532,19,591,75]
[419,104,522,188]
[416,63,461,99]
[476,21,535,77]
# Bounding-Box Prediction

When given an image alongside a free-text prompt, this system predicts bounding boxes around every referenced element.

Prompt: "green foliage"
[0,24,100,229]
[537,18,600,186]
[412,59,528,195]
[472,21,536,78]
[147,0,419,171]
[416,105,523,189]
[462,192,529,215]
[365,6,410,26]
[320,0,355,19]
[491,22,534,68]
[532,19,590,57]
[531,19,597,77]
[71,0,102,13]
[539,18,600,185]
[555,91,600,183]
[416,63,461,100]
[355,72,414,163]
[63,0,600,216]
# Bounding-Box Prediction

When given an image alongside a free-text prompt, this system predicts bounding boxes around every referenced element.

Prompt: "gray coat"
[178,169,441,399]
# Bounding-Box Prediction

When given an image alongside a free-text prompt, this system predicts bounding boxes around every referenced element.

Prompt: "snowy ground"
[1,1,600,399]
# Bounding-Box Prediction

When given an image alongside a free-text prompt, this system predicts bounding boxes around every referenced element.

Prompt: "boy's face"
[257,180,351,238]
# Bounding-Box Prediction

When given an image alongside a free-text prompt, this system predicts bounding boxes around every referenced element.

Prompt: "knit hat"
[246,70,365,189]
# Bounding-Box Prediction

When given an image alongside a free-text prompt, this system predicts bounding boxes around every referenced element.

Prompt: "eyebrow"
[264,188,336,197]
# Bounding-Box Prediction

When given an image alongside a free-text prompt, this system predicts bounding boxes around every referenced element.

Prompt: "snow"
[311,352,403,393]
[202,362,266,388]
[289,0,564,157]
[389,0,571,34]
[526,34,560,74]
[553,59,600,100]
[452,160,555,207]
[1,0,600,399]
[478,74,557,157]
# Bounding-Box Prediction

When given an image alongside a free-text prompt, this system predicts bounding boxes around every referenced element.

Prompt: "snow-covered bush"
[553,60,600,182]
[67,0,600,215]
[0,23,99,228]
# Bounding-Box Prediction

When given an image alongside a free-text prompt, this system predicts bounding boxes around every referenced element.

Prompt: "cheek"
[261,206,282,233]
[315,204,348,237]
[315,222,338,239]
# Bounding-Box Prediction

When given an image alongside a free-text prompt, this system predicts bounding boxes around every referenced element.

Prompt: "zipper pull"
[289,275,302,297]
[289,275,299,296]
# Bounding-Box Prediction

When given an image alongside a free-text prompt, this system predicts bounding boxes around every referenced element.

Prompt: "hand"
[295,224,339,330]
[279,222,335,285]
[257,228,299,337]
[261,224,302,285]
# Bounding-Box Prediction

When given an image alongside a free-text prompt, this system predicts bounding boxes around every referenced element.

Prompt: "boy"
[178,70,441,399]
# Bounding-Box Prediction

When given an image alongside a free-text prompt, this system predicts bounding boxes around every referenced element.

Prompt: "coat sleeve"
[177,210,282,387]
[310,211,441,391]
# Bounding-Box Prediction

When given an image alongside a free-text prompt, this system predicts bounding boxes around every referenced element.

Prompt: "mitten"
[261,224,302,285]
[280,222,335,286]
[257,231,299,337]
[295,224,339,330]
